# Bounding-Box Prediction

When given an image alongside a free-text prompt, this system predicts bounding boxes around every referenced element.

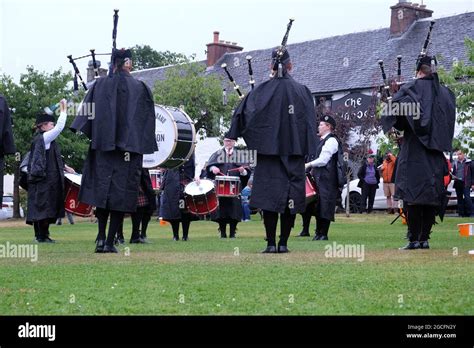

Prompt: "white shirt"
[307,133,339,168]
[43,111,67,150]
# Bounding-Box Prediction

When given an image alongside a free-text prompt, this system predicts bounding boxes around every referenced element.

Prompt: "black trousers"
[406,205,436,242]
[263,208,295,247]
[300,204,315,235]
[131,206,152,240]
[95,208,125,247]
[361,183,378,212]
[170,218,192,239]
[315,217,331,237]
[33,219,50,240]
[455,182,473,217]
[218,219,238,237]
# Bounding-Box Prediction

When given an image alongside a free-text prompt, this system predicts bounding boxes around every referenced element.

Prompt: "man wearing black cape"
[0,94,16,206]
[381,55,455,250]
[227,48,318,253]
[70,49,157,253]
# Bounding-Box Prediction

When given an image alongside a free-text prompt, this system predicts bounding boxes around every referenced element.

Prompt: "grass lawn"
[0,213,472,315]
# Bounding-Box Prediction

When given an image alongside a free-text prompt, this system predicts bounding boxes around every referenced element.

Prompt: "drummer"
[26,100,75,242]
[160,153,198,241]
[206,136,251,238]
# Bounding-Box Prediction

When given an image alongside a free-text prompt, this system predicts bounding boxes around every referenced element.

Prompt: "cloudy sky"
[0,0,472,81]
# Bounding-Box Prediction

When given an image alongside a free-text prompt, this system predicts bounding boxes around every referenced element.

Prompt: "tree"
[153,62,240,138]
[437,38,474,157]
[131,45,189,70]
[0,67,89,218]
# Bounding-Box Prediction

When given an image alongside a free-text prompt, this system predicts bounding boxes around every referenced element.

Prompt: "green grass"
[0,214,473,315]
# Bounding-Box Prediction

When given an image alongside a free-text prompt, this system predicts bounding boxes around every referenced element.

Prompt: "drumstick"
[226,166,250,172]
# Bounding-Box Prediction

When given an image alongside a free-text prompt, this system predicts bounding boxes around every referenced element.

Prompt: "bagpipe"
[377,20,436,102]
[66,9,120,91]
[221,18,295,102]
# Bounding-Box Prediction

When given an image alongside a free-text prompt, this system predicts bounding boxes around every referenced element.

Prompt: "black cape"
[381,76,455,209]
[227,74,318,214]
[160,154,197,221]
[26,133,65,224]
[206,148,251,222]
[70,71,157,154]
[228,74,318,156]
[70,71,158,213]
[0,95,16,205]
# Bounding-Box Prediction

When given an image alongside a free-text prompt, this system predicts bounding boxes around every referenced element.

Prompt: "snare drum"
[64,173,93,217]
[143,105,196,170]
[184,179,218,215]
[215,175,241,197]
[149,169,162,192]
[305,173,318,205]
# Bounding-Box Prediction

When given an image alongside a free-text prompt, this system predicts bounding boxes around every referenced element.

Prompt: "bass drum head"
[143,105,177,169]
[184,179,214,196]
[64,173,82,186]
[143,105,196,170]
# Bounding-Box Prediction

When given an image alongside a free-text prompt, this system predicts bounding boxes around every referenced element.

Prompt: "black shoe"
[44,237,56,243]
[35,238,46,243]
[130,238,144,244]
[173,236,180,241]
[399,242,420,250]
[319,235,328,241]
[312,235,322,241]
[182,236,188,241]
[220,235,227,239]
[139,237,150,243]
[261,246,277,254]
[297,231,310,237]
[277,245,290,253]
[103,245,118,253]
[419,241,430,249]
[229,234,236,239]
[95,240,105,253]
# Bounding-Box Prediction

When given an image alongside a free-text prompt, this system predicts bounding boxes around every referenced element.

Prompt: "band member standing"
[27,100,75,242]
[228,48,318,252]
[130,168,156,243]
[0,94,16,206]
[305,115,342,241]
[160,154,198,241]
[382,55,456,250]
[357,153,380,214]
[207,138,251,239]
[70,49,157,253]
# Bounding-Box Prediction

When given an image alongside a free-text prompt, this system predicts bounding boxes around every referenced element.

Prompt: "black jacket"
[26,133,65,223]
[160,154,196,220]
[357,162,381,188]
[452,160,474,188]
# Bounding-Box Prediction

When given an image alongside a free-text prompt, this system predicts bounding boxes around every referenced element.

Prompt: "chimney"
[86,60,108,82]
[390,1,433,36]
[206,31,243,67]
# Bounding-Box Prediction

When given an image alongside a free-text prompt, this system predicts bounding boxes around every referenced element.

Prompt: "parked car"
[340,179,470,213]
[0,196,24,219]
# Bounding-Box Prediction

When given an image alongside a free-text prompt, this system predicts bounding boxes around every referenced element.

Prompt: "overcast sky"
[0,0,472,81]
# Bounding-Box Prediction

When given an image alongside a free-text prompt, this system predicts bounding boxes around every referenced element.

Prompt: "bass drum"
[143,105,196,170]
